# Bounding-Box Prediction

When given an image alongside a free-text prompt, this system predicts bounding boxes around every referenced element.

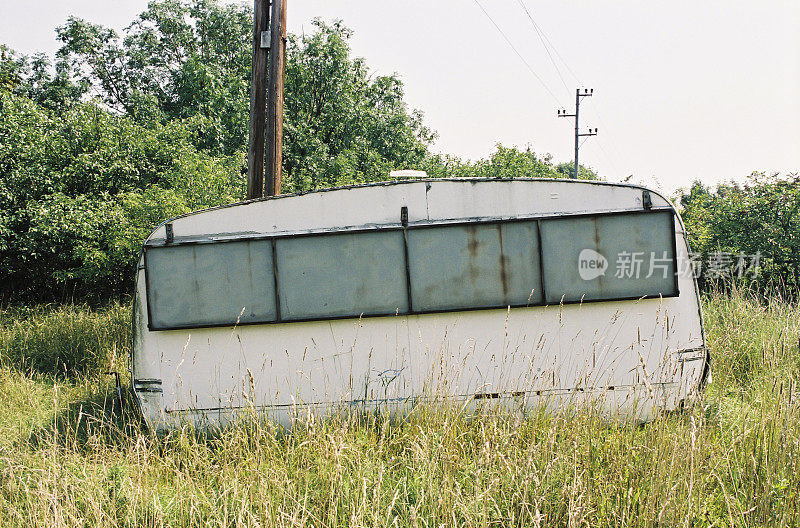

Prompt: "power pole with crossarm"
[558,88,597,179]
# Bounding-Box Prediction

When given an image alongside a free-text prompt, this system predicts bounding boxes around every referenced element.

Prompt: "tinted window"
[406,222,542,311]
[145,211,678,330]
[275,231,408,320]
[539,211,677,303]
[146,240,277,329]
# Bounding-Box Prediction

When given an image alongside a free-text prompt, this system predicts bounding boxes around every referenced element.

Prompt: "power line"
[512,1,626,180]
[585,99,626,176]
[472,0,563,107]
[543,36,584,89]
[514,0,570,95]
[513,0,611,179]
[515,0,583,88]
[591,136,623,178]
[476,0,624,181]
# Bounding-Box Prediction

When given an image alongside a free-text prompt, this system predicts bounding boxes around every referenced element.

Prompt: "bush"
[679,172,800,296]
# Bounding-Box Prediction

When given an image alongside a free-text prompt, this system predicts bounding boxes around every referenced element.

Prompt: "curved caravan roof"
[131,178,709,431]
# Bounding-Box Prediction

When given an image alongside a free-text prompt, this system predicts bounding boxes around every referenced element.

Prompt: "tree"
[0,88,242,303]
[282,19,435,191]
[54,3,436,185]
[0,45,84,109]
[422,145,598,181]
[555,161,599,180]
[0,45,24,92]
[56,1,252,155]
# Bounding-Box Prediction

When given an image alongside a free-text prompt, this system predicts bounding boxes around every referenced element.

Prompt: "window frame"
[143,208,679,331]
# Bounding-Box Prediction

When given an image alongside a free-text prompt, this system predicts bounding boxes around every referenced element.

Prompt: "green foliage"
[1,93,193,201]
[56,1,252,155]
[555,160,599,180]
[0,45,25,92]
[423,144,598,180]
[7,193,123,301]
[54,4,436,181]
[0,44,85,110]
[679,172,800,294]
[0,88,242,303]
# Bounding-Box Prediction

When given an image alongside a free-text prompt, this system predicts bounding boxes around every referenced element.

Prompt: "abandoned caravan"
[131,178,710,431]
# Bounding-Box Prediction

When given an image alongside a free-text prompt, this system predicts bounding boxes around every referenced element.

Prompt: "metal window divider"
[271,238,282,322]
[400,206,414,314]
[536,219,548,304]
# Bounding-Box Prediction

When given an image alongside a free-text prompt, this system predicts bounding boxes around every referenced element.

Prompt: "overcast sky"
[2,0,798,192]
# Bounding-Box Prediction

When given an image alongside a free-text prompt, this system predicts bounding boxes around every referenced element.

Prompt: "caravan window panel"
[275,231,408,320]
[406,222,543,312]
[146,240,277,329]
[539,211,677,304]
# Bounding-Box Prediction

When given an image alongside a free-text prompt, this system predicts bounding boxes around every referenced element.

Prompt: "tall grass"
[0,290,797,527]
[0,303,129,376]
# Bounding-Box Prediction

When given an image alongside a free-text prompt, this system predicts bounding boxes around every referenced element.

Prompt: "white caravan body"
[131,179,709,431]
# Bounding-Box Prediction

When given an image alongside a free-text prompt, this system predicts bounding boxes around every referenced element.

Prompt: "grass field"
[0,291,798,527]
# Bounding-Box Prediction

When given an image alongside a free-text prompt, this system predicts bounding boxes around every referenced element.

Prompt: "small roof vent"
[389,170,428,179]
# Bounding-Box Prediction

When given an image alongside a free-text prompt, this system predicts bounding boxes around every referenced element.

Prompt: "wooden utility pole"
[246,0,270,199]
[265,0,287,196]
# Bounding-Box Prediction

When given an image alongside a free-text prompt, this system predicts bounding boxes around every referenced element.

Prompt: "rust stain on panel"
[466,225,481,283]
[497,224,509,298]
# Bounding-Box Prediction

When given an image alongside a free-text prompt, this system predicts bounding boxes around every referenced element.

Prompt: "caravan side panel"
[131,179,708,430]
